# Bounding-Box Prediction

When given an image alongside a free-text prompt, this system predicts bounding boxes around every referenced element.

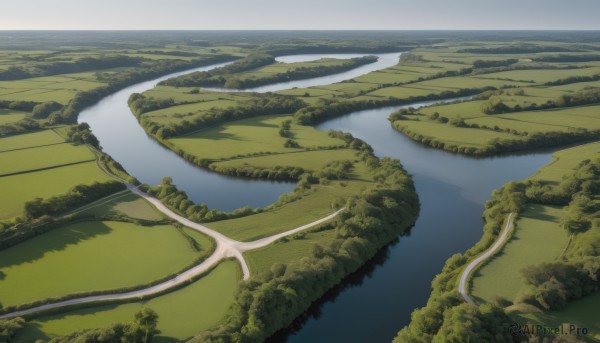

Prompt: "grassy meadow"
[15,260,240,342]
[0,220,213,307]
[167,114,346,161]
[470,204,569,303]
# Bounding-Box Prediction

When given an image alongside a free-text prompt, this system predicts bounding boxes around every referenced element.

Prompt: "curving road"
[0,185,344,319]
[458,213,515,305]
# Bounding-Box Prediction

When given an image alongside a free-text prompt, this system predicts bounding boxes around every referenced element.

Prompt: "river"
[79,54,554,342]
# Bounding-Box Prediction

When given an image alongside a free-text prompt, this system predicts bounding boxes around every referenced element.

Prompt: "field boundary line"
[0,159,96,178]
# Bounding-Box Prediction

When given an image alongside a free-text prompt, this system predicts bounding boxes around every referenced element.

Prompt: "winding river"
[79,54,555,341]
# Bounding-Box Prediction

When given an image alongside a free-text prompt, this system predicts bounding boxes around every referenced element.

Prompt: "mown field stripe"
[0,159,96,178]
[0,142,68,154]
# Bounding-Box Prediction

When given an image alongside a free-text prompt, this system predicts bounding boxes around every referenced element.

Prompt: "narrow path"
[0,185,344,319]
[458,213,514,305]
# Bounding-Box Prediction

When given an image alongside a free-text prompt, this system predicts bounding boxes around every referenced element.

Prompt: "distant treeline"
[480,87,600,114]
[159,53,274,88]
[221,56,379,89]
[47,54,237,124]
[263,44,411,57]
[0,55,143,81]
[294,87,492,125]
[534,54,600,63]
[458,45,577,54]
[472,59,518,69]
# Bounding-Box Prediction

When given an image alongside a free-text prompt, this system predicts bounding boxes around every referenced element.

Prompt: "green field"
[211,148,358,171]
[0,73,105,104]
[531,142,600,183]
[394,119,518,147]
[514,293,600,342]
[470,204,569,303]
[0,220,213,307]
[167,114,345,160]
[15,260,240,342]
[245,229,339,274]
[0,161,112,220]
[0,109,26,125]
[207,177,369,241]
[0,143,95,175]
[74,191,163,221]
[0,130,64,152]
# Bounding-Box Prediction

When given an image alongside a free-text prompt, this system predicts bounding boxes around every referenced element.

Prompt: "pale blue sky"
[1,0,599,30]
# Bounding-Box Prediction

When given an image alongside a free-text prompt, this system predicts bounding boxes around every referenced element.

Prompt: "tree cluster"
[23,181,125,219]
[0,55,143,81]
[159,53,275,88]
[48,308,159,343]
[66,122,100,148]
[138,93,305,139]
[221,56,378,89]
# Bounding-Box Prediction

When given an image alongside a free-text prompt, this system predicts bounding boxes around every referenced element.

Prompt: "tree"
[0,317,26,342]
[123,308,160,343]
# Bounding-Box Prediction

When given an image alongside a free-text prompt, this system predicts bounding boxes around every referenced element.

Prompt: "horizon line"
[1,28,600,32]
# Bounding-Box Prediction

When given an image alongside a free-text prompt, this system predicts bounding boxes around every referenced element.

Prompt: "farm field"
[15,260,240,342]
[2,32,600,343]
[167,114,345,160]
[0,73,106,104]
[0,161,112,220]
[207,176,371,241]
[245,228,339,274]
[74,191,164,221]
[0,109,26,125]
[0,220,213,307]
[532,141,600,182]
[0,143,95,176]
[514,293,600,342]
[470,204,568,303]
[210,148,359,171]
[0,129,64,152]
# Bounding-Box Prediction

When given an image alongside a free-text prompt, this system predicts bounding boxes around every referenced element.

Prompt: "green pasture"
[0,143,95,176]
[474,67,600,84]
[168,114,345,160]
[530,142,600,183]
[74,191,163,221]
[211,149,357,171]
[0,161,112,220]
[497,105,600,130]
[245,229,339,274]
[513,292,600,342]
[207,176,372,241]
[418,100,487,119]
[0,73,105,104]
[0,130,64,152]
[393,120,518,147]
[470,204,568,303]
[0,109,27,125]
[16,260,240,342]
[0,221,213,307]
[416,76,526,90]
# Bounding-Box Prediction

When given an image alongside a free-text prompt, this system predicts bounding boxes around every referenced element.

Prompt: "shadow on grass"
[519,203,559,223]
[0,221,112,269]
